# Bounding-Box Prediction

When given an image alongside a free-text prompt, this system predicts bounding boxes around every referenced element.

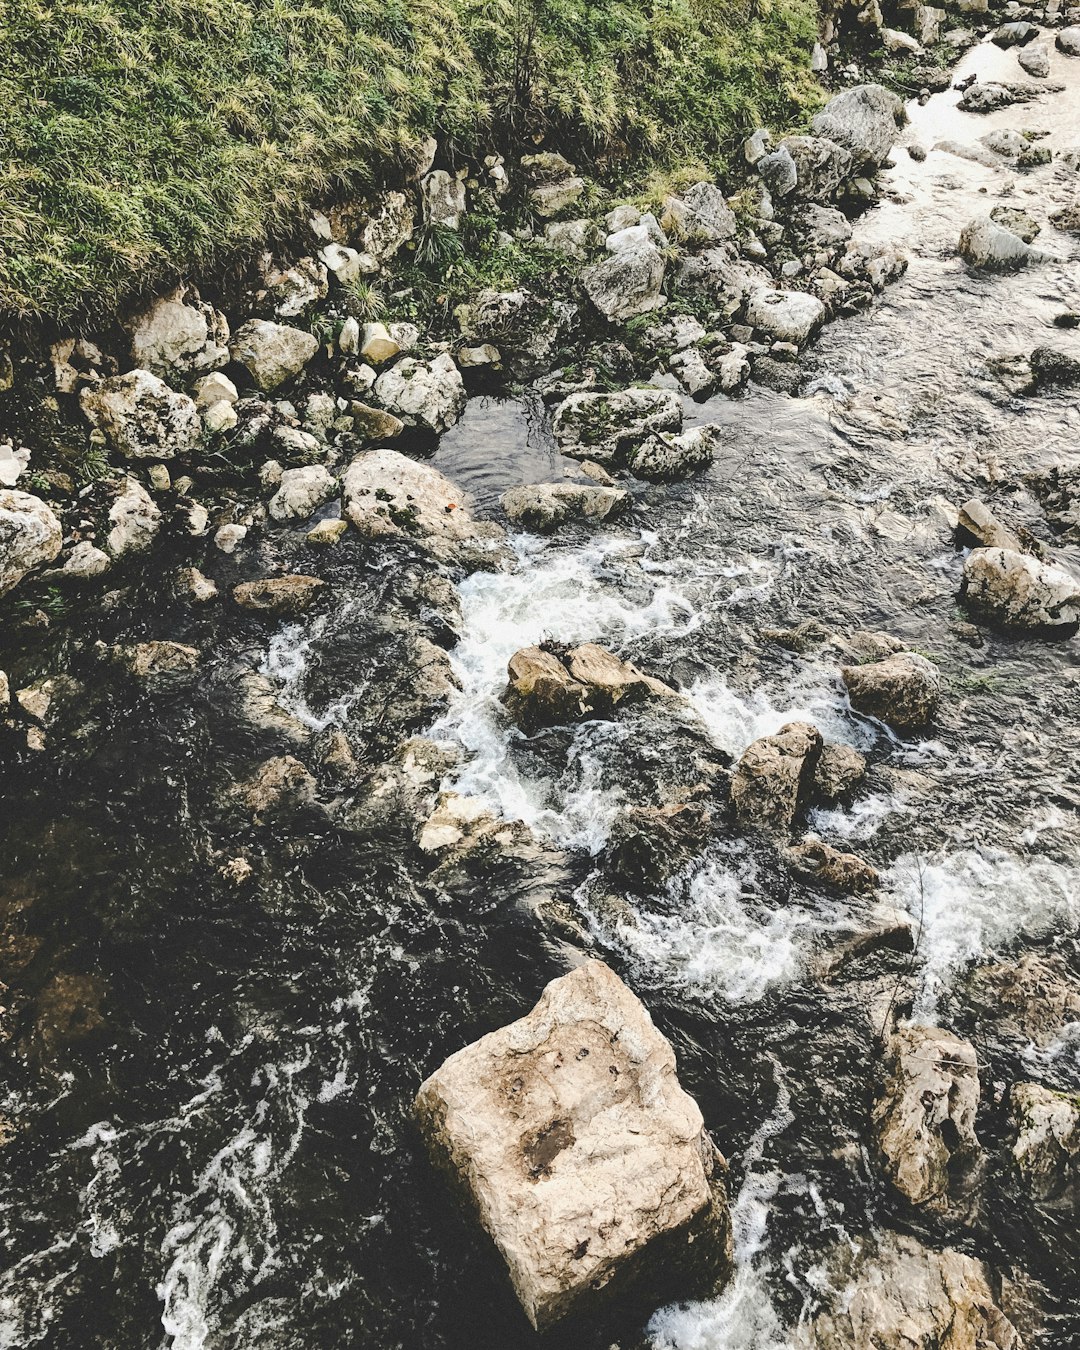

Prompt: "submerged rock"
[500,483,628,533]
[342,448,505,565]
[796,1231,1022,1350]
[413,961,733,1332]
[80,370,200,459]
[873,1024,981,1213]
[785,837,879,893]
[841,652,940,732]
[962,546,1080,629]
[233,754,317,823]
[232,575,326,616]
[0,490,63,596]
[1029,347,1080,389]
[966,953,1080,1046]
[731,722,823,831]
[113,640,199,681]
[1009,1081,1079,1204]
[604,802,712,889]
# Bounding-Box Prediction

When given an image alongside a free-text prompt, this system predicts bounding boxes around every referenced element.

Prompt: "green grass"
[0,0,819,329]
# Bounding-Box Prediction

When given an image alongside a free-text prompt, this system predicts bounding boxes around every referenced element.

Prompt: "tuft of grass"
[0,0,820,329]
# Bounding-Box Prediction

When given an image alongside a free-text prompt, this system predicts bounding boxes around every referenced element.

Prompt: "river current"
[1,37,1079,1350]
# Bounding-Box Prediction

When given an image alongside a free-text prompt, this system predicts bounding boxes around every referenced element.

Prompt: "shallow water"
[2,35,1080,1350]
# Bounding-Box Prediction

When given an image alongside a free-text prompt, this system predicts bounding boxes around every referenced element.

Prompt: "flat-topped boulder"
[552,387,682,464]
[342,449,506,565]
[232,575,326,617]
[500,483,628,533]
[413,961,733,1332]
[841,651,940,732]
[963,546,1080,629]
[731,721,823,831]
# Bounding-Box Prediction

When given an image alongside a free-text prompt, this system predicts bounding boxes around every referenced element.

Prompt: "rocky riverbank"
[1,0,1080,1345]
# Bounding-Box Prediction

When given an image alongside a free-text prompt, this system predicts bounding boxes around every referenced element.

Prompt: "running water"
[1,33,1079,1350]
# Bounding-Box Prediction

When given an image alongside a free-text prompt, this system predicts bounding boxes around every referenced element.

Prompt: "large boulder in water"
[500,483,628,533]
[342,449,506,566]
[841,651,940,731]
[810,84,906,170]
[959,216,1051,271]
[872,1024,982,1215]
[502,642,674,729]
[744,288,826,347]
[626,424,722,483]
[552,387,682,464]
[1009,1082,1080,1206]
[795,1231,1022,1350]
[374,353,466,434]
[962,546,1080,629]
[0,490,63,595]
[731,721,823,831]
[413,960,734,1332]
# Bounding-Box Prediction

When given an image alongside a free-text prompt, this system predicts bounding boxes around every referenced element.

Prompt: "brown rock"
[813,743,867,803]
[413,961,733,1332]
[785,836,879,893]
[233,755,317,822]
[731,721,823,830]
[841,652,941,731]
[604,802,712,888]
[232,575,327,617]
[114,640,199,679]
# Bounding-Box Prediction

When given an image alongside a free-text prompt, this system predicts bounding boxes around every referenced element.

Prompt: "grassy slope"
[0,0,818,328]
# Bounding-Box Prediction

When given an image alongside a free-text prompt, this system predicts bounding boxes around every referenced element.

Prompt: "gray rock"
[501,483,628,533]
[583,244,667,323]
[963,546,1080,628]
[0,490,63,595]
[80,370,200,459]
[810,84,906,169]
[1018,42,1051,76]
[552,387,682,464]
[421,170,466,229]
[1009,1082,1080,1204]
[626,423,722,482]
[229,320,319,391]
[106,477,161,558]
[1056,25,1080,55]
[957,497,1023,550]
[668,347,716,398]
[543,218,601,260]
[1030,346,1080,387]
[413,961,733,1332]
[128,285,229,378]
[268,465,337,522]
[745,288,826,346]
[757,145,798,199]
[989,205,1040,242]
[959,215,1051,271]
[60,541,111,579]
[374,354,466,433]
[992,20,1039,46]
[781,135,854,202]
[660,182,737,243]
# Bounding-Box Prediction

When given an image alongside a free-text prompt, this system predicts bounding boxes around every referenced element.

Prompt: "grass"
[0,0,819,330]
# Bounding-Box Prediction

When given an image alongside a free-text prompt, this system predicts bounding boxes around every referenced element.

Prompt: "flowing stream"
[1,38,1079,1350]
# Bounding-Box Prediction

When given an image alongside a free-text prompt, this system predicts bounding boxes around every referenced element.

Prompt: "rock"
[0,441,29,487]
[306,518,348,546]
[988,206,1040,243]
[669,347,716,398]
[731,722,823,831]
[745,289,826,346]
[106,477,160,558]
[418,793,530,856]
[1050,202,1080,234]
[1056,25,1080,54]
[500,483,628,533]
[174,567,218,604]
[818,911,915,978]
[780,135,854,203]
[660,183,737,244]
[374,354,466,434]
[234,754,317,823]
[318,242,370,285]
[361,191,415,263]
[959,80,1055,113]
[202,401,237,434]
[810,84,906,170]
[413,961,733,1332]
[583,245,667,323]
[455,344,501,368]
[552,387,682,464]
[50,337,104,394]
[1018,42,1051,76]
[785,837,879,893]
[254,254,328,319]
[114,640,199,680]
[342,449,505,565]
[841,652,940,732]
[1009,1082,1080,1203]
[604,802,712,889]
[60,541,110,579]
[229,320,319,391]
[359,322,399,365]
[967,954,1080,1046]
[194,371,239,411]
[813,743,867,802]
[873,1024,981,1212]
[1030,346,1080,388]
[993,20,1039,46]
[214,523,247,554]
[0,491,63,595]
[421,169,466,229]
[626,423,722,483]
[268,465,336,522]
[531,177,586,218]
[718,344,751,392]
[455,288,575,378]
[757,145,798,199]
[542,218,601,260]
[350,402,405,440]
[80,371,200,460]
[128,285,229,378]
[232,575,326,616]
[502,643,672,730]
[881,26,922,53]
[606,216,668,254]
[962,546,1080,629]
[957,498,1023,550]
[795,1232,1022,1350]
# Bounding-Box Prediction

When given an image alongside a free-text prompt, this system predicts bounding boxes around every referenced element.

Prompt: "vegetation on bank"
[0,0,818,328]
